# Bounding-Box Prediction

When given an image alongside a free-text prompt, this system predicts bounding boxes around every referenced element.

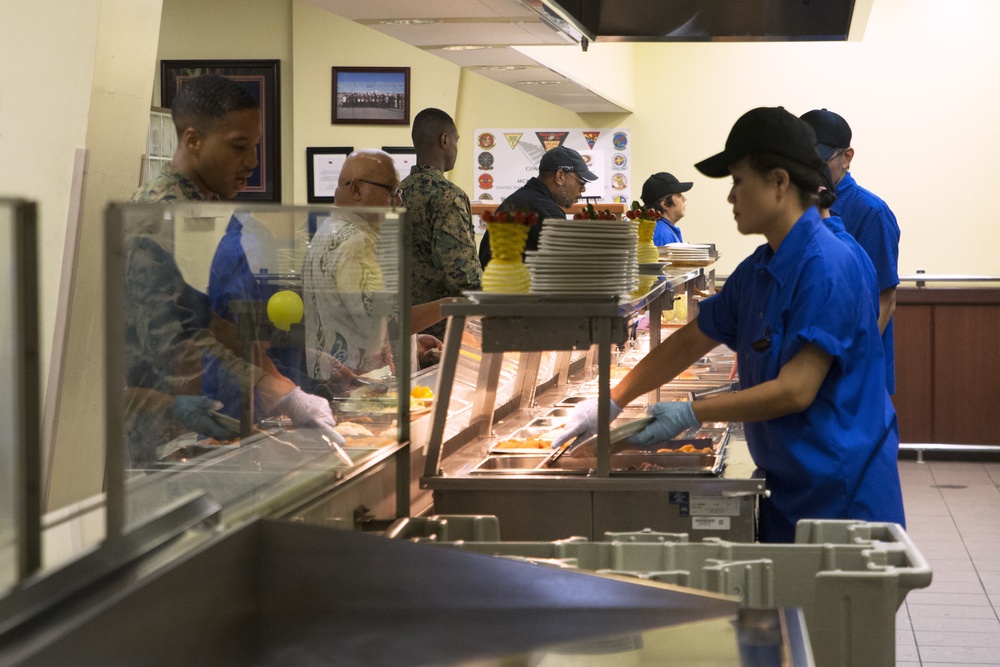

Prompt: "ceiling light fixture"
[440,45,490,51]
[473,65,529,71]
[378,19,440,25]
[517,80,562,85]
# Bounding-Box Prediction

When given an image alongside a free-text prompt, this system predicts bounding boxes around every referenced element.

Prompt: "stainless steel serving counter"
[421,267,765,542]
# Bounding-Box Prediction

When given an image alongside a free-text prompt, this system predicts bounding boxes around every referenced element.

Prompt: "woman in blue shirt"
[555,108,905,542]
[640,171,693,245]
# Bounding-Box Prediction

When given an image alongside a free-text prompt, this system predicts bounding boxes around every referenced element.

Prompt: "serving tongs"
[542,417,655,468]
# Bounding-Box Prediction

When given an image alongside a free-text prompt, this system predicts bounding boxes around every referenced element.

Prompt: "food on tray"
[342,435,396,448]
[661,444,713,454]
[335,422,375,437]
[411,386,434,400]
[493,436,553,450]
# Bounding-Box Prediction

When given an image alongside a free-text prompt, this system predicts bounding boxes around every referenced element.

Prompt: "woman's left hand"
[630,401,700,445]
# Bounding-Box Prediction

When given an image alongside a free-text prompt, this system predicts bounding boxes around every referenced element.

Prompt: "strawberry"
[481,210,494,223]
[513,209,526,224]
[526,212,539,225]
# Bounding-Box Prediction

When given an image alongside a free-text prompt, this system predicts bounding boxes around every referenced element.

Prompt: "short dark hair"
[747,154,823,208]
[171,75,258,137]
[411,107,456,151]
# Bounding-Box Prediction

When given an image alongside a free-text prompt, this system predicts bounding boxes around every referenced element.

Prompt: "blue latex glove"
[275,387,347,446]
[629,401,700,446]
[550,398,623,449]
[173,396,238,441]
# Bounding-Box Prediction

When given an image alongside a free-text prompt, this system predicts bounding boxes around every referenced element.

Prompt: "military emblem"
[612,132,628,150]
[478,133,496,150]
[612,153,628,170]
[611,173,628,190]
[582,131,600,149]
[477,151,495,170]
[535,131,569,151]
[504,133,522,149]
[478,173,494,190]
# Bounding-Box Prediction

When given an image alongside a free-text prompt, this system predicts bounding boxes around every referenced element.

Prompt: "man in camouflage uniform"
[401,108,480,342]
[126,75,344,466]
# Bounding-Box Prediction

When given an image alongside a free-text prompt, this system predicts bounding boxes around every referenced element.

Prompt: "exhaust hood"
[537,0,859,42]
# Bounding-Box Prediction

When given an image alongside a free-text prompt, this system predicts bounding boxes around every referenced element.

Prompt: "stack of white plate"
[527,220,638,296]
[659,242,713,266]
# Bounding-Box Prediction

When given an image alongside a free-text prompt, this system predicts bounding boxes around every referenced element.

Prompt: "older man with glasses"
[478,145,597,267]
[801,108,901,395]
[302,149,445,381]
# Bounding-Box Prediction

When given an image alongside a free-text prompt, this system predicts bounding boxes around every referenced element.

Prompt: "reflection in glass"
[109,203,407,529]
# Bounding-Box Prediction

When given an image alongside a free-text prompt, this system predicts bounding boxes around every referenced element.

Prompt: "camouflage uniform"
[401,165,481,339]
[125,166,258,466]
[131,163,211,203]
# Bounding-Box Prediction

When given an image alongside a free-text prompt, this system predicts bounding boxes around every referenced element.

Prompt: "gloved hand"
[275,387,347,446]
[550,398,623,449]
[629,401,700,446]
[173,396,238,441]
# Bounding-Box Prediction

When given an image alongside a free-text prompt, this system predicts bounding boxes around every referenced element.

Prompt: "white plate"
[544,220,635,229]
[465,291,621,303]
[526,250,632,259]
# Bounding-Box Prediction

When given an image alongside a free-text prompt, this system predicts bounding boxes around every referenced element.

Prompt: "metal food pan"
[554,396,589,406]
[609,450,723,475]
[543,407,574,419]
[487,428,558,455]
[469,455,589,476]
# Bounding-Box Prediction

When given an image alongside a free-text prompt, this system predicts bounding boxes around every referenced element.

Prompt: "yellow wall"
[44,0,165,510]
[629,0,1000,277]
[156,0,294,200]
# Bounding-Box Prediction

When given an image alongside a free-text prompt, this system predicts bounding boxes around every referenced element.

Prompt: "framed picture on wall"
[306,146,353,204]
[382,146,417,179]
[160,59,282,202]
[331,67,410,125]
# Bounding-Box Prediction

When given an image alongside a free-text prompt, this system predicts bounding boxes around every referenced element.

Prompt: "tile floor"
[895,458,1000,666]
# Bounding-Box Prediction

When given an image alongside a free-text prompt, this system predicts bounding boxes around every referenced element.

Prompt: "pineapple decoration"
[625,201,660,265]
[480,208,538,293]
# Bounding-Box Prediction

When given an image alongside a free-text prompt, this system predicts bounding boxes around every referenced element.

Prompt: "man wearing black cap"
[478,145,598,267]
[640,172,694,245]
[800,108,900,395]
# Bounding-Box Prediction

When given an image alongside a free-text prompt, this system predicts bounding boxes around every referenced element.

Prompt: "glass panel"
[107,203,407,530]
[0,200,35,592]
[0,202,18,591]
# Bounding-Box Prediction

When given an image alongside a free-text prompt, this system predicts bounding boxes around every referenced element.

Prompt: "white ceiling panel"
[305,0,629,113]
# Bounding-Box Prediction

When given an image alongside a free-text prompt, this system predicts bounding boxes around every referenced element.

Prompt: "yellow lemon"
[267,290,304,332]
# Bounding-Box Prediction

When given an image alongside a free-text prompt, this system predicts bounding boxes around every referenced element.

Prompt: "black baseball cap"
[641,172,693,207]
[695,107,824,178]
[538,146,598,181]
[800,108,852,161]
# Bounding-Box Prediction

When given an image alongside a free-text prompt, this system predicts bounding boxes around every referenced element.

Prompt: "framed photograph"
[160,59,282,202]
[332,67,410,125]
[382,146,417,179]
[306,147,353,204]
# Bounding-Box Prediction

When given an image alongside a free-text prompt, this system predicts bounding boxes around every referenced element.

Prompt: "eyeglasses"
[561,169,586,187]
[350,178,403,200]
[825,149,846,163]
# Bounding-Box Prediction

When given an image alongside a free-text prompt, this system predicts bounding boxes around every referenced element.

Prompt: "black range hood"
[539,0,857,42]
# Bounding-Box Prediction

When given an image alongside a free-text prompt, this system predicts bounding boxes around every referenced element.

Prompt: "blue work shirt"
[653,217,683,246]
[697,207,905,542]
[831,172,900,394]
[823,215,879,320]
[203,215,307,420]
